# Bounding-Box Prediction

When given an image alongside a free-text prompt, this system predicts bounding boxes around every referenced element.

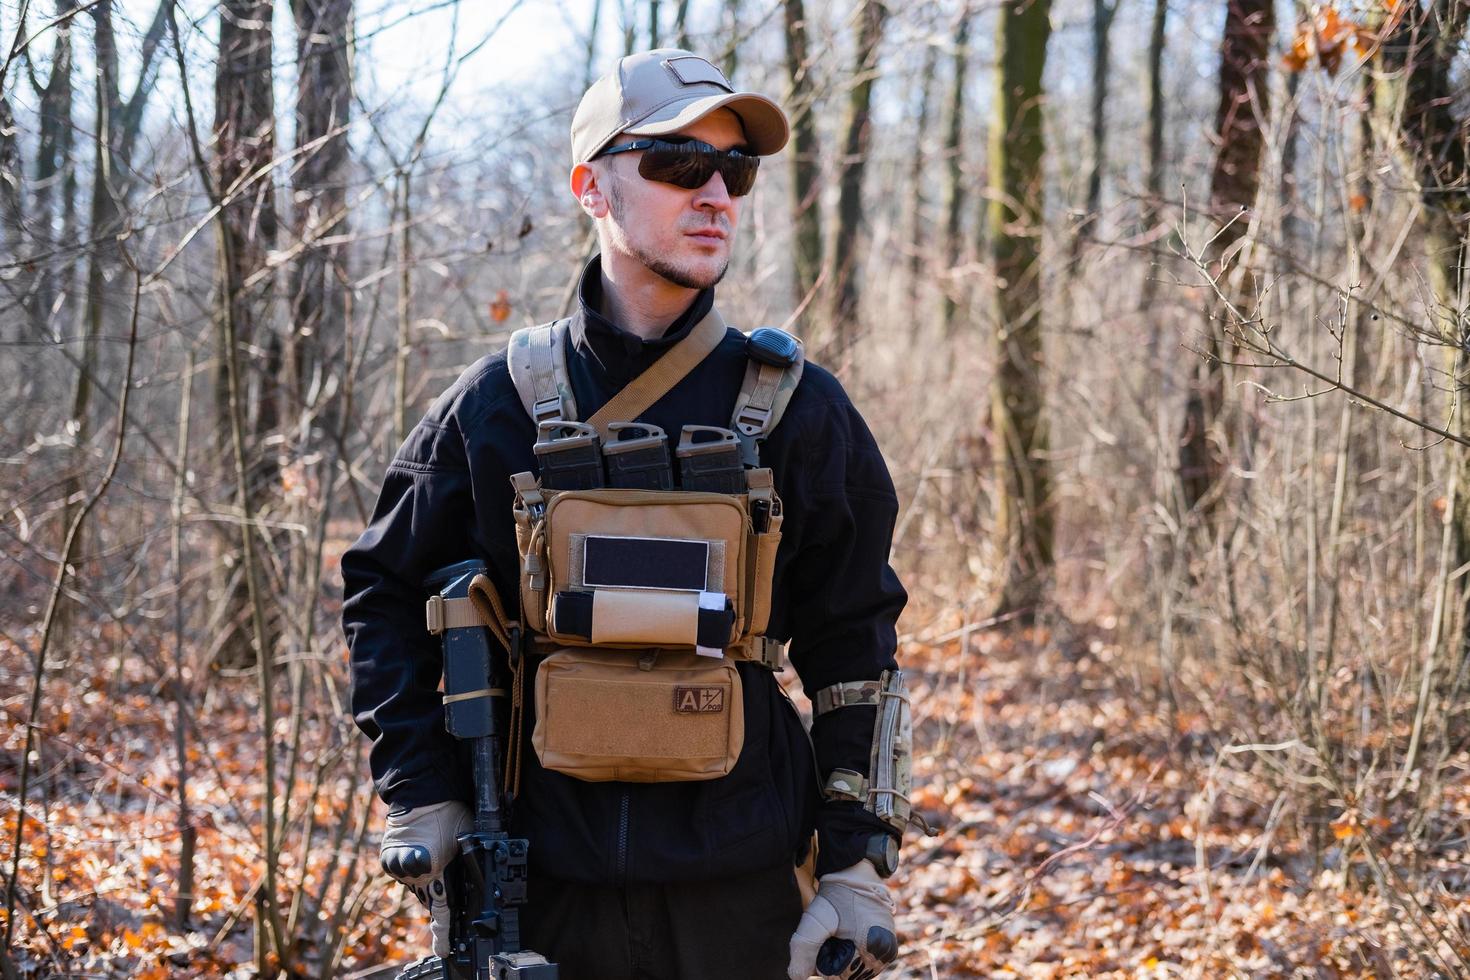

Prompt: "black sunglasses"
[595,137,760,196]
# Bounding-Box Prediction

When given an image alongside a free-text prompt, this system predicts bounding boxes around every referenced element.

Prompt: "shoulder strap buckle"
[509,320,579,424]
[531,395,563,424]
[730,329,804,467]
[734,401,772,436]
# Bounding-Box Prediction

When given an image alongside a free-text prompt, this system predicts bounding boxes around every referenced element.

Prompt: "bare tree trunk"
[722,0,743,79]
[939,6,971,334]
[0,5,26,257]
[907,40,939,301]
[649,0,660,47]
[673,0,689,47]
[620,0,636,59]
[1074,0,1116,256]
[60,0,171,632]
[211,0,281,668]
[0,94,21,256]
[0,1,23,256]
[287,0,352,432]
[988,0,1054,619]
[64,0,168,281]
[1175,0,1274,515]
[829,0,886,348]
[71,0,121,445]
[28,2,72,337]
[57,0,124,642]
[394,170,411,446]
[1143,0,1167,221]
[66,0,169,365]
[584,0,602,89]
[195,2,290,966]
[1381,0,1469,697]
[782,0,822,310]
[171,350,196,929]
[1279,71,1304,218]
[1138,0,1168,322]
[1347,79,1376,406]
[1369,0,1466,366]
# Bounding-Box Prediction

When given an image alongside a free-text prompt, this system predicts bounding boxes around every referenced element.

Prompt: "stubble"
[605,174,731,291]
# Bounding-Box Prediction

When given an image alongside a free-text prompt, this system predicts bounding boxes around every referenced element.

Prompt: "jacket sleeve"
[775,383,909,876]
[341,395,480,809]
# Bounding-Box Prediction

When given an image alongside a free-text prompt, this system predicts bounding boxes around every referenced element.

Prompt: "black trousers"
[519,864,804,980]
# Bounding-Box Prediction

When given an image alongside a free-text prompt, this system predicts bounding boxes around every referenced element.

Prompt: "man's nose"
[692,171,734,213]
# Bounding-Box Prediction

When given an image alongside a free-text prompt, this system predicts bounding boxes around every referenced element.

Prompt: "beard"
[639,248,730,290]
[606,173,731,290]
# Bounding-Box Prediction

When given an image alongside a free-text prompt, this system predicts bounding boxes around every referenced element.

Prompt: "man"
[342,49,910,980]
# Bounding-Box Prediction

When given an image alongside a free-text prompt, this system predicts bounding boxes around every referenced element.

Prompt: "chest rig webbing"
[493,309,803,785]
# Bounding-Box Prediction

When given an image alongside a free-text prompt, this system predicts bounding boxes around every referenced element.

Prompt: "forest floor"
[887,613,1470,978]
[3,607,1468,978]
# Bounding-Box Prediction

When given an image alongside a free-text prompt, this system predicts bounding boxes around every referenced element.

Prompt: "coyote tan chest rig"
[505,309,801,784]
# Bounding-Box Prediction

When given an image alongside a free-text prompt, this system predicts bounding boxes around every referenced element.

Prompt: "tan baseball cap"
[571,48,790,165]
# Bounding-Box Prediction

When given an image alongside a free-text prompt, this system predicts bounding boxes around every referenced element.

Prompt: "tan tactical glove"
[787,860,898,980]
[380,800,472,956]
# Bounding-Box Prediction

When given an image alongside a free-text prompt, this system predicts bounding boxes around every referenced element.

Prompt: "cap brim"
[623,92,790,156]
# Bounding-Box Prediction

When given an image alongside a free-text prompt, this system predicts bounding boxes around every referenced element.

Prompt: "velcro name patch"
[665,56,733,91]
[673,686,725,713]
[584,535,709,591]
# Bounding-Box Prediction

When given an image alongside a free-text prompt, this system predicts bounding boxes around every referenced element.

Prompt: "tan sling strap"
[425,595,491,634]
[467,572,531,800]
[425,573,518,654]
[584,308,728,438]
[423,573,529,798]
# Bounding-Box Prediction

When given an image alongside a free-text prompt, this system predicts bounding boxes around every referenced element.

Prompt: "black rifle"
[395,560,558,980]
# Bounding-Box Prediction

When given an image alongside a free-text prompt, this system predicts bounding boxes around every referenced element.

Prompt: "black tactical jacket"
[342,257,908,883]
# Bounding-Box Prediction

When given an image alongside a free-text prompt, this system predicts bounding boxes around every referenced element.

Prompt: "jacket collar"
[569,255,716,384]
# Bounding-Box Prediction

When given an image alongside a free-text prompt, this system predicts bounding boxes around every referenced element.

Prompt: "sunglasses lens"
[637,142,760,196]
[639,148,715,190]
[721,156,759,196]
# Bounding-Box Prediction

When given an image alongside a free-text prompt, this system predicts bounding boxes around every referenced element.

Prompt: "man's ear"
[570,162,610,219]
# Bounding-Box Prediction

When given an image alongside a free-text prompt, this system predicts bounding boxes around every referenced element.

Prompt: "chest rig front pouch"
[533,648,743,781]
[511,477,784,782]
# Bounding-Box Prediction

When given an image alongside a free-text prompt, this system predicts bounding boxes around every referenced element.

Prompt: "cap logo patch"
[665,56,733,92]
[673,686,725,713]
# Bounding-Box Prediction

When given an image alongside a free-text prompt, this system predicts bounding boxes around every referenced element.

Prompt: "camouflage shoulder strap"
[507,319,579,424]
[730,329,805,467]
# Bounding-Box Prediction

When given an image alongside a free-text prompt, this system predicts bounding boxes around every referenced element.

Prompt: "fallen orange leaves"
[6,599,1468,977]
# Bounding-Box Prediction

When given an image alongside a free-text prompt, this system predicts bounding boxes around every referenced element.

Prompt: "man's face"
[583,108,747,291]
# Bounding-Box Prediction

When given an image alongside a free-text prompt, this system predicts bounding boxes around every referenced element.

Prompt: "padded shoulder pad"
[730,328,804,466]
[508,320,579,423]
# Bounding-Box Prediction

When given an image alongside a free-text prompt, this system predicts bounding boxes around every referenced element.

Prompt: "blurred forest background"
[2,0,1469,974]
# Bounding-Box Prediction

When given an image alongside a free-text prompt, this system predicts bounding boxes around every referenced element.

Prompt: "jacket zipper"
[616,791,630,885]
